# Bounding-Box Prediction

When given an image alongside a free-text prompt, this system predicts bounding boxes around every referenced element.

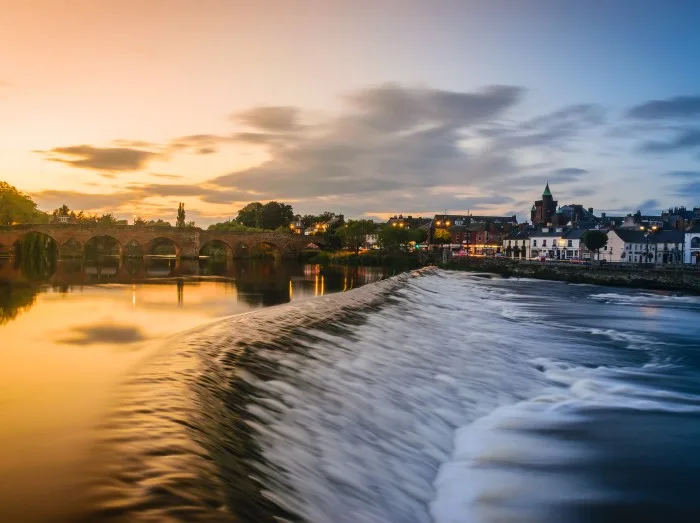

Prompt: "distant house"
[51,212,77,224]
[606,228,684,264]
[307,215,344,235]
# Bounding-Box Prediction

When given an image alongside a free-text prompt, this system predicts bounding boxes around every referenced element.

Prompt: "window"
[567,240,573,247]
[604,246,608,251]
[542,240,547,247]
[532,240,537,247]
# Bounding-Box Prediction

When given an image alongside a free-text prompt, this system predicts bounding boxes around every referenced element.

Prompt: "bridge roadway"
[0,224,323,259]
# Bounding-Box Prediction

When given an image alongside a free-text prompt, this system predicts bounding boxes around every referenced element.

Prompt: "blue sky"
[1,0,699,223]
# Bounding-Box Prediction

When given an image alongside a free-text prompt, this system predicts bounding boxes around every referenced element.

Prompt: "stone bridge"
[0,224,325,259]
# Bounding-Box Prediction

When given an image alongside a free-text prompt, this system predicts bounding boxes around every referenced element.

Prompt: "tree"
[236,202,264,228]
[582,230,608,260]
[337,219,377,254]
[52,204,71,217]
[208,219,261,232]
[235,201,295,229]
[97,213,119,225]
[378,225,423,252]
[433,228,452,245]
[0,182,39,225]
[176,203,186,228]
[261,201,295,229]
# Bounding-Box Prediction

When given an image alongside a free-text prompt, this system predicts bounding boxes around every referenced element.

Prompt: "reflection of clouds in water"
[57,323,148,346]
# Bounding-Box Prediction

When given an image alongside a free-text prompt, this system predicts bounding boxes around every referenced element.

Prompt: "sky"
[1,0,699,225]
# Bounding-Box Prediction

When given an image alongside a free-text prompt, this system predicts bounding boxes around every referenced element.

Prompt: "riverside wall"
[441,257,700,293]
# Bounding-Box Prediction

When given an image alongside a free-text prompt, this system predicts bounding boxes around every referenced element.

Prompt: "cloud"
[489,104,604,149]
[150,173,184,180]
[627,95,700,120]
[666,170,700,179]
[233,106,301,131]
[211,85,532,199]
[553,167,588,176]
[40,145,158,171]
[673,181,700,198]
[58,323,148,346]
[638,199,661,213]
[640,128,700,153]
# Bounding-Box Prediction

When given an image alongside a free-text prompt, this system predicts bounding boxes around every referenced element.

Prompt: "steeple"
[542,182,552,197]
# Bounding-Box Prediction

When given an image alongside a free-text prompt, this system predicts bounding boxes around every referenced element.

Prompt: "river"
[2,265,700,522]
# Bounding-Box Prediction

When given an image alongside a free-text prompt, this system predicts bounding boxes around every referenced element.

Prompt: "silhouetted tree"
[176,203,186,228]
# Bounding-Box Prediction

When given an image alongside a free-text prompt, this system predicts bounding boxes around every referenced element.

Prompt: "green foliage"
[236,202,264,227]
[582,230,608,253]
[299,212,337,228]
[336,219,377,253]
[176,202,186,228]
[378,225,424,252]
[235,201,295,229]
[0,283,39,326]
[15,233,58,280]
[432,228,452,244]
[0,181,38,225]
[208,220,264,232]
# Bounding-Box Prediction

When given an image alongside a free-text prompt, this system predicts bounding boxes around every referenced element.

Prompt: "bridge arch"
[145,236,181,258]
[199,238,233,259]
[123,239,144,258]
[61,238,83,258]
[84,235,123,258]
[248,241,283,260]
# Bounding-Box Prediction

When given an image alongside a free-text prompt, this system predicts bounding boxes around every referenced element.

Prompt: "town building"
[685,225,700,264]
[430,213,517,253]
[528,226,589,260]
[502,230,531,259]
[606,228,684,264]
[386,215,432,230]
[530,183,558,225]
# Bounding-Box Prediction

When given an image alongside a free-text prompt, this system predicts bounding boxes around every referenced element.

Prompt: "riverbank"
[441,257,700,293]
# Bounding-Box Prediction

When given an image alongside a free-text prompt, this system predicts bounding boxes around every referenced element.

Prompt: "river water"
[2,265,700,522]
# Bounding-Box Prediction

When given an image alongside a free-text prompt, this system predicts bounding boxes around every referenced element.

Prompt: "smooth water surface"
[0,258,387,521]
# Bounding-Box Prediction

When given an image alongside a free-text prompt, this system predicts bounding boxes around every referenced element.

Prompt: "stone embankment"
[441,257,700,293]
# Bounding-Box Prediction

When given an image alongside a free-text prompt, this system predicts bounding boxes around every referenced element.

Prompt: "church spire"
[543,182,552,197]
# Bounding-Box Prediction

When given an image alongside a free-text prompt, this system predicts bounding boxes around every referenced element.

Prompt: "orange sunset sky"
[2,0,699,225]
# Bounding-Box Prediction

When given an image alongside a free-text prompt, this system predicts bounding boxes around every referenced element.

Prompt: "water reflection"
[0,256,388,521]
[0,257,389,326]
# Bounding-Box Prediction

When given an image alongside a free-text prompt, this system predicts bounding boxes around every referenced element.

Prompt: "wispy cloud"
[627,95,700,120]
[39,145,159,172]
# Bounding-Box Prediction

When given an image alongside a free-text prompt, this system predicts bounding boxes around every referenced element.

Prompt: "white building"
[685,226,700,264]
[607,229,684,264]
[502,230,530,259]
[528,227,588,260]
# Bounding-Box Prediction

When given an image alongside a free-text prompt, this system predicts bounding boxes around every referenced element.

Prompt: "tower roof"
[531,204,536,212]
[543,183,552,197]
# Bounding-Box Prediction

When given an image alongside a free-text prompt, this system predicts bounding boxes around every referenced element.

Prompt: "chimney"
[588,207,593,214]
